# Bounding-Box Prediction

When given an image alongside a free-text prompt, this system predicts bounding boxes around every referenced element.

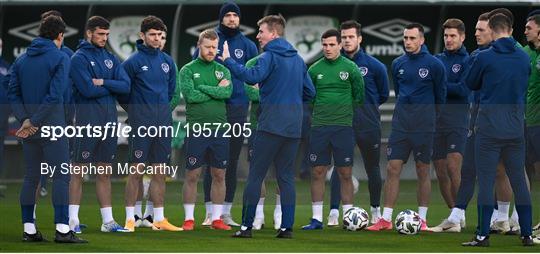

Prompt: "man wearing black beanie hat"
[219,1,242,37]
[193,1,258,228]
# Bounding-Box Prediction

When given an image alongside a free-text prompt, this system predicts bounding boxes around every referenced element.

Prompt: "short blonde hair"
[198,29,218,45]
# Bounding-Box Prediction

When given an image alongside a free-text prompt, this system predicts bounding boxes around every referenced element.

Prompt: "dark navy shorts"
[387,130,433,164]
[432,129,468,160]
[309,126,354,167]
[526,125,540,164]
[184,133,229,170]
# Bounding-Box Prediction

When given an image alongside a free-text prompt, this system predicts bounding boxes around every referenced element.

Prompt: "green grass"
[0,180,539,252]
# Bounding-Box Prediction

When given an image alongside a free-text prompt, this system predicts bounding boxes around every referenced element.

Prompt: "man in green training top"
[301,28,365,230]
[179,29,233,231]
[524,14,540,237]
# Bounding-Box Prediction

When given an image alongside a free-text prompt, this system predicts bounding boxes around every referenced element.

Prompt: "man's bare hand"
[218,79,230,87]
[16,119,38,138]
[92,78,104,86]
[218,41,230,62]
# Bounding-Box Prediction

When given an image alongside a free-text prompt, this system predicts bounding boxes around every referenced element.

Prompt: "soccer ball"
[395,209,422,235]
[342,207,369,231]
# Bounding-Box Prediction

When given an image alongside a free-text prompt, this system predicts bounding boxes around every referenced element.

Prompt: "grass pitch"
[0,180,539,252]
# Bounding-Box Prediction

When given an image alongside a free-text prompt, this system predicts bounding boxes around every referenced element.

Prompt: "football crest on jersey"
[418,68,429,78]
[309,154,317,162]
[82,151,90,159]
[451,64,461,73]
[359,67,368,77]
[188,157,197,166]
[339,71,349,80]
[161,63,170,73]
[104,59,114,69]
[234,49,244,59]
[317,74,324,80]
[134,150,143,159]
[215,71,224,79]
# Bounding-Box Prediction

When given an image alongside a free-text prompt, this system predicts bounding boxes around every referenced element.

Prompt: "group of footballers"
[1,0,540,247]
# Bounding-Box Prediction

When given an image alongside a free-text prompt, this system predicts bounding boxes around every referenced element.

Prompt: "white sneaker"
[533,222,540,236]
[101,221,129,232]
[134,215,143,227]
[533,236,540,244]
[221,214,240,227]
[253,217,265,230]
[327,213,339,227]
[140,216,153,228]
[490,220,510,234]
[427,219,461,233]
[201,213,212,226]
[273,213,282,230]
[460,217,466,229]
[508,218,520,235]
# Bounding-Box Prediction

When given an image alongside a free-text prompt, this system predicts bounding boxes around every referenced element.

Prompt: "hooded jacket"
[192,25,258,120]
[60,45,76,126]
[224,37,316,138]
[8,37,70,134]
[391,44,447,133]
[343,48,389,132]
[70,40,130,125]
[466,37,530,139]
[120,40,176,127]
[435,46,471,131]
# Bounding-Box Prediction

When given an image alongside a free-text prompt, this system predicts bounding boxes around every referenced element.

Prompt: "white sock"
[448,207,464,224]
[33,204,36,220]
[491,209,498,224]
[511,205,519,222]
[371,206,381,219]
[342,204,353,217]
[312,201,323,222]
[205,201,212,216]
[418,206,428,221]
[212,204,223,221]
[135,201,143,218]
[69,205,80,224]
[275,195,282,216]
[382,207,393,221]
[329,208,339,217]
[143,201,154,218]
[184,204,195,221]
[125,206,135,222]
[497,201,510,221]
[56,223,70,234]
[24,223,36,234]
[153,207,164,222]
[256,198,265,219]
[100,207,114,224]
[223,202,232,215]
